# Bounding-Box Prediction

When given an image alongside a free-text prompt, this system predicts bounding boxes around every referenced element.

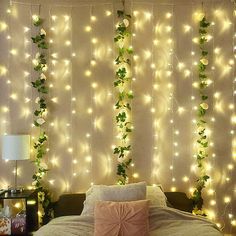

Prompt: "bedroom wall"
[0,0,235,233]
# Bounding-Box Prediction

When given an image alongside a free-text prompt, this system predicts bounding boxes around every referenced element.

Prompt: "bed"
[34,185,222,236]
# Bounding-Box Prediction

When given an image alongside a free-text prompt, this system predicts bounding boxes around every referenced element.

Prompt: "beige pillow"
[81,182,147,216]
[146,185,167,207]
[94,200,149,236]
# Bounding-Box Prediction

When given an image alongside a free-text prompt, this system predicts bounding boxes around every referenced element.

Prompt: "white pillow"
[146,185,167,207]
[81,182,147,216]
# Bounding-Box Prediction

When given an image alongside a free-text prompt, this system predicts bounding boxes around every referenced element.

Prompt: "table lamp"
[1,135,30,193]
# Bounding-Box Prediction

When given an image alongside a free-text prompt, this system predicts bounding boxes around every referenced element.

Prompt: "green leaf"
[116,67,127,79]
[38,86,48,94]
[38,41,48,49]
[34,110,41,116]
[117,10,124,18]
[199,36,207,44]
[125,103,131,110]
[34,121,40,127]
[202,175,210,181]
[114,35,122,42]
[199,73,207,78]
[201,50,208,56]
[199,28,207,35]
[114,80,122,87]
[33,18,43,26]
[114,147,120,154]
[116,112,127,123]
[200,17,210,28]
[126,127,132,132]
[127,92,134,99]
[119,91,125,100]
[127,47,133,54]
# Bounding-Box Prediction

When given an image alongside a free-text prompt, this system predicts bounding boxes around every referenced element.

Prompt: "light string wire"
[228,0,236,232]
[150,2,155,184]
[215,2,235,231]
[70,6,78,181]
[5,2,12,136]
[130,0,135,181]
[170,4,175,191]
[11,1,111,7]
[8,2,13,136]
[111,0,116,183]
[190,1,195,196]
[23,6,30,129]
[29,4,34,143]
[68,6,73,187]
[43,3,51,185]
[89,4,94,185]
[47,6,53,186]
[209,0,219,225]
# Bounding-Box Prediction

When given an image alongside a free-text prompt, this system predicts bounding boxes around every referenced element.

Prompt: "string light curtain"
[0,0,235,233]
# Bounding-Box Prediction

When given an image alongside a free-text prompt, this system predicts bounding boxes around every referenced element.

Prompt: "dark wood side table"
[0,190,38,235]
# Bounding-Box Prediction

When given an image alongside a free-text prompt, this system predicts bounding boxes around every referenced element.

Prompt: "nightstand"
[0,190,38,235]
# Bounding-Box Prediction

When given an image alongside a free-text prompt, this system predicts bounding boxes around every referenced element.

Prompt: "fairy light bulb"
[85,70,92,77]
[171,187,176,192]
[64,15,70,21]
[91,38,97,44]
[91,15,97,22]
[224,196,231,203]
[65,85,71,90]
[51,15,57,21]
[183,24,191,32]
[90,59,96,66]
[178,107,185,115]
[106,10,112,16]
[85,25,92,32]
[144,12,152,20]
[65,40,71,46]
[166,12,172,18]
[10,49,17,55]
[132,173,139,178]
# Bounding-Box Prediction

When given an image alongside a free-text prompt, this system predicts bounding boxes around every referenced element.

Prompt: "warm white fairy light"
[51,15,57,21]
[0,21,8,31]
[85,25,92,32]
[65,40,71,46]
[10,48,17,55]
[91,38,97,44]
[90,15,97,22]
[177,107,185,115]
[166,12,172,19]
[183,24,191,33]
[105,10,112,16]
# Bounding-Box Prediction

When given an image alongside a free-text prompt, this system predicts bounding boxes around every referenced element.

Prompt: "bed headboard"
[53,192,194,218]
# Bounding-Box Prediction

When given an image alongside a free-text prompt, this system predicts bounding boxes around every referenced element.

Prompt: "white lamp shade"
[2,135,30,161]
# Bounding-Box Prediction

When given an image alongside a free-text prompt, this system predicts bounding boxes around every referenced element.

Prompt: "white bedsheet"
[34,206,223,236]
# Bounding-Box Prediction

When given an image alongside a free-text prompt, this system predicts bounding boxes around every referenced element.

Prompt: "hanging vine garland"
[113,7,134,185]
[192,13,211,214]
[31,15,53,225]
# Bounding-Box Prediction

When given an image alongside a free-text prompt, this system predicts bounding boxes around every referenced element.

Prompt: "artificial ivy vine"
[113,8,134,185]
[31,15,53,224]
[192,14,211,213]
